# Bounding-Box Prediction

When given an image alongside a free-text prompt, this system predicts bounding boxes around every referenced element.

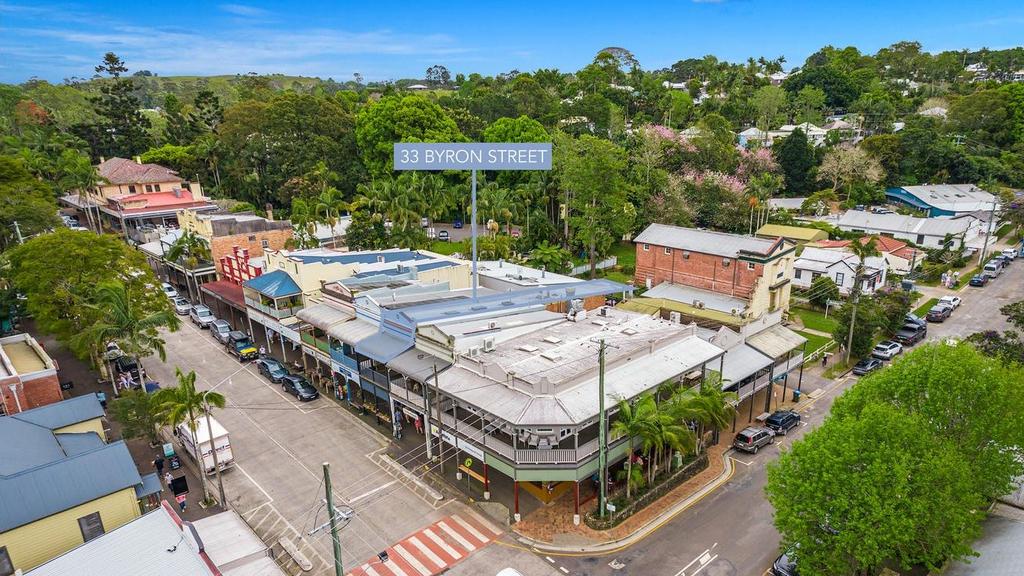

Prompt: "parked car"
[226,331,259,361]
[871,340,903,360]
[894,323,927,346]
[1002,248,1018,259]
[938,295,962,309]
[173,298,192,315]
[210,319,232,344]
[983,261,1002,278]
[281,374,320,401]
[771,552,798,576]
[189,305,215,328]
[255,357,289,383]
[970,274,990,287]
[995,255,1012,269]
[852,357,883,375]
[903,313,927,329]
[765,410,801,436]
[733,426,775,454]
[161,282,178,299]
[926,304,953,322]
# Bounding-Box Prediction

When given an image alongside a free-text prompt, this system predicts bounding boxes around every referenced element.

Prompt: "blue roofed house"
[0,395,161,574]
[885,184,998,217]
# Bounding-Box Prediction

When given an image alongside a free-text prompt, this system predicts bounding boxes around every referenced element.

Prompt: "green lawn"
[996,223,1015,240]
[427,240,462,256]
[609,241,636,269]
[792,307,839,334]
[913,297,939,317]
[795,330,834,355]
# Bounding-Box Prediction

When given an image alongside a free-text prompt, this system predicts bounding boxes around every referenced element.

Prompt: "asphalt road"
[550,260,1024,576]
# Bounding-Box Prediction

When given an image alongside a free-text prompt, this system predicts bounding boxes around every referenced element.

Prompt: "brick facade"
[212,227,293,284]
[0,373,62,415]
[635,244,762,298]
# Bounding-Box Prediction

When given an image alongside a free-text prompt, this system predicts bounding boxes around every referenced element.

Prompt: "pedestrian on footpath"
[179,498,187,513]
[164,471,173,486]
[153,456,165,476]
[258,345,266,358]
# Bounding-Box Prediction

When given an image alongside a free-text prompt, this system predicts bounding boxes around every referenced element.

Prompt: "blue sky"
[1,0,1022,83]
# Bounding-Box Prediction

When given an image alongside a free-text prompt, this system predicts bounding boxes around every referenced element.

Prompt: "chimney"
[265,203,274,221]
[133,155,141,164]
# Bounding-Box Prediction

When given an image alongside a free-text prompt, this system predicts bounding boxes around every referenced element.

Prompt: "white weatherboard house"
[836,210,983,249]
[793,247,887,295]
[885,184,997,217]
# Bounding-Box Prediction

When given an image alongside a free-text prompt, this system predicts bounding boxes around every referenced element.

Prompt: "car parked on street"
[938,295,961,309]
[852,357,883,375]
[1002,248,1018,260]
[871,340,903,360]
[161,283,178,299]
[189,305,215,328]
[210,319,232,344]
[281,374,320,401]
[771,552,798,576]
[984,260,1002,278]
[733,426,775,454]
[926,303,953,322]
[970,274,989,287]
[226,331,259,361]
[765,410,801,436]
[255,357,289,383]
[904,313,927,329]
[173,298,192,315]
[894,320,927,346]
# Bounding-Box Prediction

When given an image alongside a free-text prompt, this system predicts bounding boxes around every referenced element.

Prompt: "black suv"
[893,322,926,346]
[765,410,801,436]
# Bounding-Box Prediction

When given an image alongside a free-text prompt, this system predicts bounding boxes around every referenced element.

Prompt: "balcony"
[300,332,330,353]
[244,296,303,319]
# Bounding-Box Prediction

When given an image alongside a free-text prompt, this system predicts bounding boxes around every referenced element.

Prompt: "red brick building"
[0,333,62,415]
[177,211,294,285]
[633,223,796,320]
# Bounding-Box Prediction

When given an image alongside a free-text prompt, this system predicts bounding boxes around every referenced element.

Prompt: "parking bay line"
[347,480,398,503]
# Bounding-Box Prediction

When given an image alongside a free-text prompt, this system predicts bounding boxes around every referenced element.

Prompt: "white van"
[176,415,234,475]
[1002,248,1018,260]
[984,261,1002,278]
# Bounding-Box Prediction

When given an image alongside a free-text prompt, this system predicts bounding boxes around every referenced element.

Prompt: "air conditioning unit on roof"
[483,337,496,352]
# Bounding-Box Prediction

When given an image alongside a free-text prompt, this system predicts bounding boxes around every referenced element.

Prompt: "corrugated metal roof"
[326,318,378,345]
[11,393,105,430]
[0,440,143,532]
[134,472,162,499]
[356,331,412,363]
[55,432,106,456]
[243,269,301,297]
[746,324,807,359]
[386,349,450,380]
[296,303,353,330]
[192,511,269,570]
[755,224,827,242]
[0,418,66,475]
[837,210,972,237]
[634,223,782,258]
[718,344,773,385]
[26,505,217,576]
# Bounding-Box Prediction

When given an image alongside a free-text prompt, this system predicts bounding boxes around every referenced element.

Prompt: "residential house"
[632,223,797,325]
[738,127,769,148]
[836,210,984,249]
[768,197,808,212]
[0,333,62,416]
[1013,70,1024,82]
[755,224,829,245]
[0,395,161,573]
[918,106,948,119]
[965,62,990,81]
[177,211,294,285]
[793,246,887,295]
[60,157,217,242]
[27,503,286,576]
[768,122,828,146]
[811,236,923,275]
[885,184,997,217]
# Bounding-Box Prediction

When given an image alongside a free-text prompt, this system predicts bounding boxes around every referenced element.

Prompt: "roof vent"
[622,328,638,336]
[543,336,562,344]
[591,319,608,327]
[540,351,562,362]
[517,344,539,353]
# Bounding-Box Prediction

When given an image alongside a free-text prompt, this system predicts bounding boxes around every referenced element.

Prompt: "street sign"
[606,502,616,512]
[393,143,551,171]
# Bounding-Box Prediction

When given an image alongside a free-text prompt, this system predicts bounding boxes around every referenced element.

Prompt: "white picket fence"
[570,256,617,276]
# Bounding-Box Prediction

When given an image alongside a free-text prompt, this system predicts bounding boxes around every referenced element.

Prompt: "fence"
[570,256,617,276]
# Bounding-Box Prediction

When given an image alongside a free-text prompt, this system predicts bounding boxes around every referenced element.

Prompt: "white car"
[938,295,961,309]
[871,340,903,360]
[1002,248,1018,259]
[161,283,179,299]
[173,298,192,315]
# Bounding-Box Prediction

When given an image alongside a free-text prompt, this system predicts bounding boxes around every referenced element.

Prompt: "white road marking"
[463,508,503,536]
[384,559,409,576]
[348,480,398,503]
[546,556,556,563]
[559,567,569,574]
[673,547,711,576]
[234,463,274,502]
[364,564,382,576]
[438,521,476,551]
[691,554,718,575]
[408,535,446,568]
[392,543,432,576]
[729,456,753,467]
[423,528,462,560]
[451,514,488,543]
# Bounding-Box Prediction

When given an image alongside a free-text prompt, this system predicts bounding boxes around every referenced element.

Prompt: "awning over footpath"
[356,331,412,364]
[296,303,353,331]
[201,281,246,311]
[745,324,807,359]
[386,348,451,381]
[326,318,378,345]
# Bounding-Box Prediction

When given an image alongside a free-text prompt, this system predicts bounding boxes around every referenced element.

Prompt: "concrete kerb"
[511,451,736,555]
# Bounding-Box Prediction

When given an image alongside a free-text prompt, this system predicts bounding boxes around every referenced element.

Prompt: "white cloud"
[219,3,269,17]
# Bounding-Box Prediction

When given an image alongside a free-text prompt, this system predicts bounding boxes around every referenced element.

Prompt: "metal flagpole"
[471,169,478,300]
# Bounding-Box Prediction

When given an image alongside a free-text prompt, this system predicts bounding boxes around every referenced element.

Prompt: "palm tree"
[155,368,226,505]
[56,149,103,233]
[611,394,656,499]
[529,241,570,273]
[668,375,736,452]
[72,280,181,390]
[289,197,319,239]
[314,187,351,230]
[844,236,881,362]
[164,230,211,302]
